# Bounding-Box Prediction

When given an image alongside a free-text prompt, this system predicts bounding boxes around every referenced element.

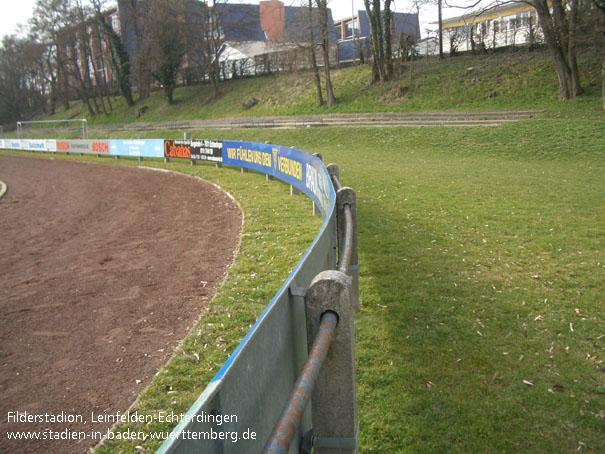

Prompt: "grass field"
[3,47,604,453]
[4,103,603,452]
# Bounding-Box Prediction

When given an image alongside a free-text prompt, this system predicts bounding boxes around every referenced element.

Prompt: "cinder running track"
[0,155,241,453]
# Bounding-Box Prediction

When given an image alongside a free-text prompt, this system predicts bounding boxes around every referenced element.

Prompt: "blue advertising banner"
[109,139,164,158]
[222,141,333,216]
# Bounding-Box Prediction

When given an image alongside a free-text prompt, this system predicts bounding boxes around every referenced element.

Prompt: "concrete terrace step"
[75,110,542,134]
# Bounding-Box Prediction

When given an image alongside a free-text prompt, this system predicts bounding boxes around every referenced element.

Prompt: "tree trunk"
[310,45,324,107]
[533,0,583,100]
[384,0,393,80]
[316,0,335,106]
[308,0,323,107]
[364,0,387,82]
[164,84,174,104]
[438,0,444,59]
[567,0,583,98]
[602,55,605,111]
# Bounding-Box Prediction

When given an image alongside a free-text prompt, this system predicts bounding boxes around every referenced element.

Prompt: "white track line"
[0,180,7,199]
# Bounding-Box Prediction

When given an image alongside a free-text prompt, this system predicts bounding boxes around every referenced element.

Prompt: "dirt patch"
[0,155,242,453]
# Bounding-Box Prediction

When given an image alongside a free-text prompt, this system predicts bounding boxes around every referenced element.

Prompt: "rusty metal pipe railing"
[332,172,354,274]
[261,311,338,454]
[338,204,353,273]
[330,173,343,191]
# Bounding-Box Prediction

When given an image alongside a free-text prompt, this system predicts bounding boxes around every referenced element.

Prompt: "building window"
[345,19,359,39]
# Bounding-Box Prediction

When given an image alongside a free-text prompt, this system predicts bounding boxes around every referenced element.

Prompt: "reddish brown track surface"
[0,155,242,453]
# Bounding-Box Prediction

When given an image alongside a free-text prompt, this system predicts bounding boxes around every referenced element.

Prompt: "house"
[56,6,120,91]
[441,3,542,54]
[334,10,420,63]
[216,1,339,78]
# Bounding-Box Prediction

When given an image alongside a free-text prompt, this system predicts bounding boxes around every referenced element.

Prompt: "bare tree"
[364,0,394,82]
[92,0,134,107]
[0,36,47,124]
[200,0,224,100]
[447,0,585,99]
[315,0,335,105]
[31,0,73,111]
[308,0,324,106]
[589,0,604,109]
[144,0,186,104]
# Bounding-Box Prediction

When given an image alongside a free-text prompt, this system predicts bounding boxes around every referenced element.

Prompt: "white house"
[441,3,543,53]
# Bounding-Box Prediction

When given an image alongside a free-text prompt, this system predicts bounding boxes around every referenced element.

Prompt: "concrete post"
[216,162,222,168]
[241,167,248,173]
[313,153,323,216]
[337,188,359,312]
[327,164,340,187]
[164,157,170,163]
[266,174,273,181]
[138,156,143,162]
[305,270,358,454]
[290,185,300,196]
[191,159,196,166]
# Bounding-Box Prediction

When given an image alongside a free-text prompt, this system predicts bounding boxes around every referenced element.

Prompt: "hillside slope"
[40,48,602,127]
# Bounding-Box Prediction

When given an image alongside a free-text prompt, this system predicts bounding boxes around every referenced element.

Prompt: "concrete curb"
[0,180,7,200]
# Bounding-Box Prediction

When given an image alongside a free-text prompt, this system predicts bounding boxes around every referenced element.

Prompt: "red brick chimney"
[259,0,285,42]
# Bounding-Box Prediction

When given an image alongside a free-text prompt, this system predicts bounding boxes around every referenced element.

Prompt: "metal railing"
[261,311,338,453]
[262,165,359,454]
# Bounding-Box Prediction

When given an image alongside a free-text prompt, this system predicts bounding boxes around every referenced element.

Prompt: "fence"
[2,137,359,453]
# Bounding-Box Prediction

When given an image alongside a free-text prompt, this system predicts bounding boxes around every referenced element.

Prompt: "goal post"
[17,119,87,139]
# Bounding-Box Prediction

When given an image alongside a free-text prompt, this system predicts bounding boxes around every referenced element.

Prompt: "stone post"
[305,270,358,454]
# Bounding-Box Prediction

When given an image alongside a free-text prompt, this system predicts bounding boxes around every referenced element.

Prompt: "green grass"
[27,47,602,127]
[187,121,604,453]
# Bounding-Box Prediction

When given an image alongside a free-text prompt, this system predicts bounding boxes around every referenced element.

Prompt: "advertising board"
[45,140,57,152]
[163,139,222,162]
[109,139,164,158]
[24,140,48,152]
[4,140,23,150]
[54,140,108,154]
[222,141,333,216]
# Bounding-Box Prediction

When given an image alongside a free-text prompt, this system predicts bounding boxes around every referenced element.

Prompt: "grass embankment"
[3,48,604,453]
[36,48,602,126]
